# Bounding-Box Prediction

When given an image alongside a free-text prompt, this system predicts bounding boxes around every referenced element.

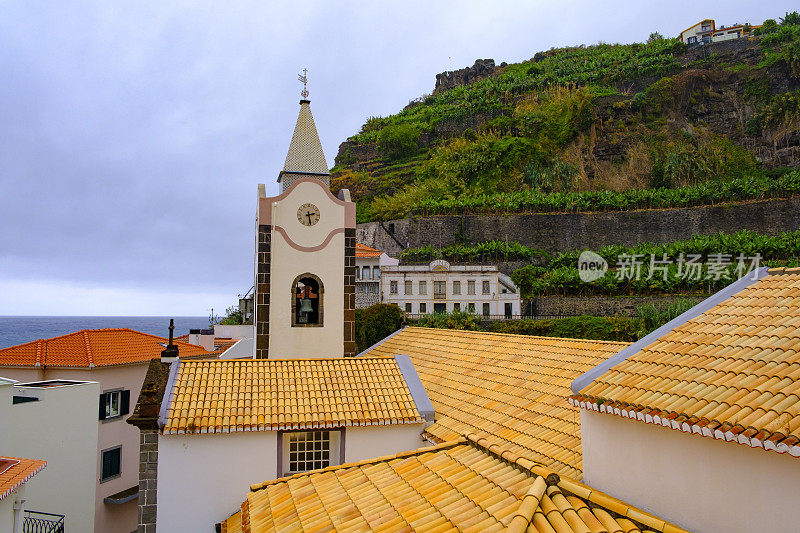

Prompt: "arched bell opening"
[291,273,324,327]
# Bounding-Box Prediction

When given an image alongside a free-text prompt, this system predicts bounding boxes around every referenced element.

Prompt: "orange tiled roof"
[221,434,687,533]
[0,456,46,501]
[0,328,212,368]
[363,327,628,478]
[572,268,800,458]
[355,243,381,258]
[163,357,425,434]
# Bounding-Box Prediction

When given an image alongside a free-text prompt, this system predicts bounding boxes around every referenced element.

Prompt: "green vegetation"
[354,304,404,353]
[399,240,547,264]
[218,306,245,325]
[332,11,800,222]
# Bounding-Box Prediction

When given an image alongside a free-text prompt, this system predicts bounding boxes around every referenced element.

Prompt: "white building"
[570,267,800,533]
[355,243,398,308]
[0,376,99,533]
[679,18,760,44]
[381,260,522,317]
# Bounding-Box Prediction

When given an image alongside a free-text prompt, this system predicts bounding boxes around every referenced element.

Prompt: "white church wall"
[157,431,278,533]
[581,409,800,533]
[344,424,429,463]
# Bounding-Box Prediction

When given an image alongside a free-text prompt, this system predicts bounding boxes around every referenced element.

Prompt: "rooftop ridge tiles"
[83,330,93,367]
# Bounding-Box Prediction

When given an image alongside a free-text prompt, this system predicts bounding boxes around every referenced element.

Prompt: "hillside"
[331,16,800,223]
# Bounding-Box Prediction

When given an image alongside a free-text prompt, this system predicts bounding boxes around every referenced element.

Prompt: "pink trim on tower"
[258,176,356,228]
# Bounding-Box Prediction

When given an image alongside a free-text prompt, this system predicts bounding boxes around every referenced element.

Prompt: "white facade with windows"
[355,244,399,309]
[381,260,522,317]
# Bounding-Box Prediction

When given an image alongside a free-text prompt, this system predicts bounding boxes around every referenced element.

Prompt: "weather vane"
[298,68,309,99]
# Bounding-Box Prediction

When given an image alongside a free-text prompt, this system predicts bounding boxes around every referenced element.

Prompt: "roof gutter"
[570,267,770,394]
[393,354,435,422]
[157,358,181,430]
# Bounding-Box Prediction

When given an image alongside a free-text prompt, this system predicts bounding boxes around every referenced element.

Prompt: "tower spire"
[278,70,330,192]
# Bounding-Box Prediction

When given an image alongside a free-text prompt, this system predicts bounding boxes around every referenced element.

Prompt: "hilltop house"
[571,267,800,532]
[0,453,46,533]
[381,259,522,317]
[679,18,760,44]
[0,328,211,533]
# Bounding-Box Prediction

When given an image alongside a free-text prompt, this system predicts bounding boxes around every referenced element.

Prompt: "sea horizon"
[0,315,212,349]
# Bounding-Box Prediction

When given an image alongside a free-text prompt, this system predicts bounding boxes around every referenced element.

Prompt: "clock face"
[297,203,321,226]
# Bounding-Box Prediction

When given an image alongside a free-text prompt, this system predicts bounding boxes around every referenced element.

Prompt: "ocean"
[0,316,212,349]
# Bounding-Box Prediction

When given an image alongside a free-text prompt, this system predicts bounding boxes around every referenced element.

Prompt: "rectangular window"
[418,281,427,295]
[433,281,446,298]
[390,281,398,294]
[363,267,371,280]
[419,302,427,313]
[373,266,380,279]
[467,281,476,295]
[355,267,360,280]
[482,281,491,295]
[369,285,377,294]
[452,281,461,295]
[453,303,460,312]
[287,431,331,474]
[404,280,413,295]
[101,446,122,482]
[99,389,130,421]
[405,303,412,313]
[483,303,490,316]
[467,303,475,313]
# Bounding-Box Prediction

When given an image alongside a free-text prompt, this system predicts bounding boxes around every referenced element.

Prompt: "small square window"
[453,303,460,312]
[101,446,122,482]
[285,431,333,475]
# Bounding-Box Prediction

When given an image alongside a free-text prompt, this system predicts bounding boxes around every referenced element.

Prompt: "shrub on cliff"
[377,123,419,160]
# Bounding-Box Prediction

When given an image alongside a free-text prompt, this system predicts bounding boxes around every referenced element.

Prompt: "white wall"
[213,325,254,339]
[344,424,428,463]
[157,432,278,533]
[581,409,800,533]
[2,381,99,533]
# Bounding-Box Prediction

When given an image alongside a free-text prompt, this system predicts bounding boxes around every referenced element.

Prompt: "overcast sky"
[0,1,792,316]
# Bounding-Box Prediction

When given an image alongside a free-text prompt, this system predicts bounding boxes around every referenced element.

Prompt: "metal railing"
[23,510,64,533]
[405,314,571,321]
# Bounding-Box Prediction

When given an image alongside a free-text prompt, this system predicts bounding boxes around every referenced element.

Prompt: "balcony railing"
[23,511,64,533]
[405,314,570,321]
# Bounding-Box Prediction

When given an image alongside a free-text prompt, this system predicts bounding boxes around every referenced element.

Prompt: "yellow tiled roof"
[221,434,687,533]
[163,357,425,434]
[363,327,628,478]
[573,269,800,457]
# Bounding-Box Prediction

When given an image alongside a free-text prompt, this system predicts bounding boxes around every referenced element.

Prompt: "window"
[483,303,490,316]
[355,267,361,280]
[101,446,122,482]
[452,281,461,295]
[369,284,377,294]
[286,431,332,474]
[468,303,475,313]
[373,266,380,279]
[505,302,513,318]
[405,303,412,313]
[433,303,446,314]
[467,280,476,295]
[390,280,398,294]
[453,303,460,312]
[99,390,130,421]
[418,281,427,295]
[433,281,446,298]
[404,280,413,295]
[419,302,427,313]
[482,281,491,295]
[687,36,697,44]
[293,275,323,326]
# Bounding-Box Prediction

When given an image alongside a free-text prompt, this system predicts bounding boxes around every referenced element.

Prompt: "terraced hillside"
[331,16,800,223]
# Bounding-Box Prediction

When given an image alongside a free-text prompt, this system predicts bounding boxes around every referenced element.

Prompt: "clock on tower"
[253,91,356,359]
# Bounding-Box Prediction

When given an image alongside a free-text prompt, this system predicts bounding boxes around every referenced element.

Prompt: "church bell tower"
[253,74,356,359]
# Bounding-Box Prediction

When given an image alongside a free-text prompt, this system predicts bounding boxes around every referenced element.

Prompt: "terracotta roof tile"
[363,327,628,478]
[163,357,425,434]
[355,243,382,258]
[0,456,46,501]
[222,434,685,533]
[0,329,212,368]
[572,270,800,458]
